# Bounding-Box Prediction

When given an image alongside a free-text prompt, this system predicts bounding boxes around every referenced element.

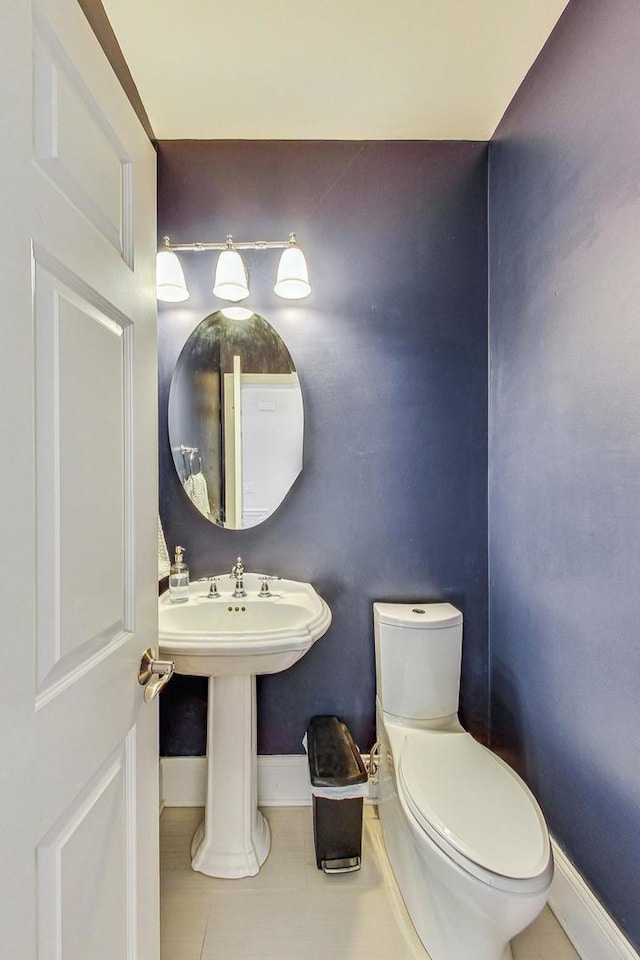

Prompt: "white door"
[0,0,159,957]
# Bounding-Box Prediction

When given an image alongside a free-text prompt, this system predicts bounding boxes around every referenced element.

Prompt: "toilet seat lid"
[398,731,550,880]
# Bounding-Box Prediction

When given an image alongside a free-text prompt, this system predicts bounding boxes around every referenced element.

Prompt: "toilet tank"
[373,602,463,721]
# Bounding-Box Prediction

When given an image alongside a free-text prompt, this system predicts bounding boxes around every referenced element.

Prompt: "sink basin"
[158,573,331,676]
[158,572,331,880]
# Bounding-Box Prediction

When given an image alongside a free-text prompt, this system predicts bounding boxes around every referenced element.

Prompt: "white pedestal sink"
[158,573,332,878]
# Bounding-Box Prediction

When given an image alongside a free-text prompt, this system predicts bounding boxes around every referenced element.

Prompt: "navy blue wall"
[489,0,640,947]
[158,141,489,756]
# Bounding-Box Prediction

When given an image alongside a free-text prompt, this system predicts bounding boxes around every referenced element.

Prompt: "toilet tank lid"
[374,602,462,628]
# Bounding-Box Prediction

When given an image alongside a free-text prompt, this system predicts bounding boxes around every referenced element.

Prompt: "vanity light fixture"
[156,233,311,303]
[156,246,189,302]
[213,238,249,302]
[274,241,311,300]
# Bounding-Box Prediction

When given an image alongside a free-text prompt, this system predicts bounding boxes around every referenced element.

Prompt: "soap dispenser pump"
[169,545,190,603]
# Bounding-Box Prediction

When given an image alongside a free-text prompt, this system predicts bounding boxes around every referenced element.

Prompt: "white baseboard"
[160,754,313,808]
[160,756,208,807]
[549,839,639,960]
[256,755,314,805]
[160,754,375,808]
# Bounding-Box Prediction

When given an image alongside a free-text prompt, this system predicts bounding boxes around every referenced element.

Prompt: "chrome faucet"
[231,556,246,598]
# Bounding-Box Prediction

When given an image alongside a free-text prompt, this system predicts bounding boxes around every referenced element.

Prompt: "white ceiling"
[100,0,569,141]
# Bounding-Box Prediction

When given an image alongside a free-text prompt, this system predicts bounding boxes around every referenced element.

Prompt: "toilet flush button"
[412,608,426,614]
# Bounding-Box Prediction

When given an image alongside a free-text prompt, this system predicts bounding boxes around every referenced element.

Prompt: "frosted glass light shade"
[156,249,189,302]
[213,249,249,302]
[274,246,311,300]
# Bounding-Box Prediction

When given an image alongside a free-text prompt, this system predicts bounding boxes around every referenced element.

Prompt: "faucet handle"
[197,576,221,598]
[258,575,281,597]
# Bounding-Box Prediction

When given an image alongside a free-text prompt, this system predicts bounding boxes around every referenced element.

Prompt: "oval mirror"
[168,309,303,529]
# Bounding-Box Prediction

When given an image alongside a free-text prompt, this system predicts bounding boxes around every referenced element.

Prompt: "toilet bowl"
[374,602,553,960]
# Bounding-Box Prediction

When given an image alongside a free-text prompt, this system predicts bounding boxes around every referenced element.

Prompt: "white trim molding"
[549,839,639,960]
[161,754,312,808]
[160,753,375,808]
[254,755,315,806]
[160,757,206,807]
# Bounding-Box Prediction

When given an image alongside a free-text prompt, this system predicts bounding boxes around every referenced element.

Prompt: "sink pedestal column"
[190,674,271,877]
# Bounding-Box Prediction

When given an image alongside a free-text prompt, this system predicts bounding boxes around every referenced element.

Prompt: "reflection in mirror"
[168,310,303,529]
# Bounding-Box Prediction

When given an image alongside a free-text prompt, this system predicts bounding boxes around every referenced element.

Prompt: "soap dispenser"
[169,546,190,603]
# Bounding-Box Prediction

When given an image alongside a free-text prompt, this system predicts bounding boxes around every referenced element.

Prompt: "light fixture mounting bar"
[162,234,298,253]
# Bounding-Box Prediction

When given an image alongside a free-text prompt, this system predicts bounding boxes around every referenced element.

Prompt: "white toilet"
[374,602,553,960]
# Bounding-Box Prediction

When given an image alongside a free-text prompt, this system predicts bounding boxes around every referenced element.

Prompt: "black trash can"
[306,715,368,874]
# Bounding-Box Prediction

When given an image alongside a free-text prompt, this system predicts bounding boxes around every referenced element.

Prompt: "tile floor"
[160,805,580,960]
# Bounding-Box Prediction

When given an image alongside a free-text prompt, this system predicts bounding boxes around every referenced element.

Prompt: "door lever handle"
[138,648,175,703]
